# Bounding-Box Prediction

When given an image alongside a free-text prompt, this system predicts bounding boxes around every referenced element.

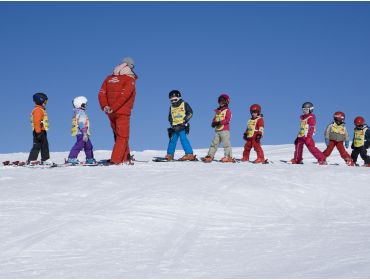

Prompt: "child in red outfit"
[242,104,266,163]
[291,102,327,165]
[323,111,354,166]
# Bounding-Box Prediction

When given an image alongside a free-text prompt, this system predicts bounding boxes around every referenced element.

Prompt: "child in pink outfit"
[291,102,327,165]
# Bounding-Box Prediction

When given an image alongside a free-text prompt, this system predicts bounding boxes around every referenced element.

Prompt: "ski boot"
[41,159,54,165]
[253,158,266,164]
[290,159,303,164]
[345,158,355,166]
[165,154,174,161]
[220,157,236,163]
[201,155,213,163]
[178,154,197,161]
[66,158,80,165]
[85,158,97,164]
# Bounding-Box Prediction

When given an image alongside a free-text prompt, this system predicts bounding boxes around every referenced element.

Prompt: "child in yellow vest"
[202,94,234,163]
[27,92,52,165]
[323,111,354,166]
[165,90,195,161]
[67,96,95,164]
[351,116,370,167]
[242,104,266,163]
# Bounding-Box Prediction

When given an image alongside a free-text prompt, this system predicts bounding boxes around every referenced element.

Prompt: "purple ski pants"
[68,134,94,159]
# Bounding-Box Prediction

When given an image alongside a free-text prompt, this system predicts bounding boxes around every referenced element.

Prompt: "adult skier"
[98,57,137,164]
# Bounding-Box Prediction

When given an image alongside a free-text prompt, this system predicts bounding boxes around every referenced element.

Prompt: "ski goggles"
[170,97,180,102]
[302,107,310,113]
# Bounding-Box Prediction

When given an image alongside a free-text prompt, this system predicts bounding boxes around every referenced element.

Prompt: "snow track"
[0,144,369,278]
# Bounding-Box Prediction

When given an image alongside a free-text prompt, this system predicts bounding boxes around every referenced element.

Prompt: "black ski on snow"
[152,156,199,162]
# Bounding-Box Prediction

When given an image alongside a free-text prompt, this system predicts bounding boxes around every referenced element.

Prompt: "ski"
[280,160,303,164]
[200,157,238,163]
[152,156,199,162]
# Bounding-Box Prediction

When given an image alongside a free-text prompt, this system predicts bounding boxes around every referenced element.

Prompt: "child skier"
[202,94,234,163]
[323,111,354,166]
[290,102,327,165]
[27,92,52,165]
[241,104,266,163]
[67,96,96,164]
[164,90,196,161]
[351,116,370,167]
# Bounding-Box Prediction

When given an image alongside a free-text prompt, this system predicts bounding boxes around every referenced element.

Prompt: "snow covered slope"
[1,144,369,278]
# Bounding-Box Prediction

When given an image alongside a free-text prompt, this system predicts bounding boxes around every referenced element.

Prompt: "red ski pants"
[109,113,131,164]
[293,137,326,162]
[323,140,351,161]
[243,139,264,160]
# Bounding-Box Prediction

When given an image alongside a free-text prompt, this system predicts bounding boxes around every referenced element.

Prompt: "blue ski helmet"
[33,92,48,105]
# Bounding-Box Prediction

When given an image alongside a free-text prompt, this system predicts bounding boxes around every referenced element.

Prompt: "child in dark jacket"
[351,116,370,167]
[165,90,196,161]
[323,111,354,166]
[242,104,266,163]
[27,92,52,165]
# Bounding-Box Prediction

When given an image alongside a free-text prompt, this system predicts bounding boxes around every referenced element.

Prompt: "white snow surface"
[0,144,370,278]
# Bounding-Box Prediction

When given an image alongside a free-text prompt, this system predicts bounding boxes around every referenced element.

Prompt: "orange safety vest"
[30,107,49,131]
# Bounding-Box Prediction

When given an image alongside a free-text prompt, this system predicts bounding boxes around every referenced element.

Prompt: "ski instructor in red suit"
[98,57,137,164]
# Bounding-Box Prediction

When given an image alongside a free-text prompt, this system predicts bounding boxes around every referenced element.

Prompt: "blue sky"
[1,2,369,154]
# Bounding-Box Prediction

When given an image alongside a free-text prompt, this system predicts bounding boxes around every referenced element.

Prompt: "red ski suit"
[293,113,326,162]
[242,116,265,160]
[98,74,137,164]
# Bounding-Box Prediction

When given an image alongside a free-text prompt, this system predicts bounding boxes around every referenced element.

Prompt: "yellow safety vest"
[246,117,262,138]
[353,127,368,148]
[71,114,90,136]
[330,123,346,135]
[30,108,49,131]
[298,116,314,137]
[171,102,186,126]
[214,108,228,131]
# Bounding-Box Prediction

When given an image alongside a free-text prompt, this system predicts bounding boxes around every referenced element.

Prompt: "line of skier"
[26,57,369,167]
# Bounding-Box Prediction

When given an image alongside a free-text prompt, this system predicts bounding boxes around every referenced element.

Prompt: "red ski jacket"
[98,74,137,116]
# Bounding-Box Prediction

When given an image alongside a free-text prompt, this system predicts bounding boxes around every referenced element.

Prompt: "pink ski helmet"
[218,93,230,104]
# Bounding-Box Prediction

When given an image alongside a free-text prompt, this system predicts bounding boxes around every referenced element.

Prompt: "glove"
[35,132,43,141]
[167,127,174,139]
[351,143,354,149]
[365,141,369,149]
[184,123,190,135]
[82,133,89,143]
[345,140,349,149]
[243,133,248,141]
[211,121,221,128]
[103,106,113,114]
[294,137,298,145]
[325,138,330,146]
[255,133,262,141]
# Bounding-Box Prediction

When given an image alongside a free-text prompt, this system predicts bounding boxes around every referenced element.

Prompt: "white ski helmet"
[73,96,88,109]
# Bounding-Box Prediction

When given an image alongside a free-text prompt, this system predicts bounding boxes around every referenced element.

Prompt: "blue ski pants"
[167,130,193,155]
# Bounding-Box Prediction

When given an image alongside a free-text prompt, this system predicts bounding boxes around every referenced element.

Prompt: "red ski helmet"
[250,104,261,114]
[354,116,365,126]
[333,111,345,122]
[218,94,230,104]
